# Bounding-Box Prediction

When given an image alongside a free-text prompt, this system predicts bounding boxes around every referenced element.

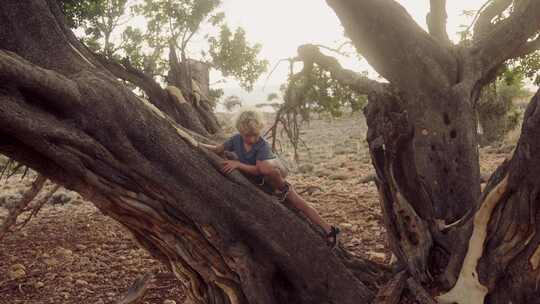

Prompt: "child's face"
[241,131,260,145]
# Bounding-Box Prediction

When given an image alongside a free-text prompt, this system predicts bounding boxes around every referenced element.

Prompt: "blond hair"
[234,108,264,135]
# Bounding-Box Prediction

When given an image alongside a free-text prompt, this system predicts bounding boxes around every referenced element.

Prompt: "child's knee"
[261,166,282,179]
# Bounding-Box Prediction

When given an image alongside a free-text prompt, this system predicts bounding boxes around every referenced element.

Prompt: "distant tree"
[477,67,530,144]
[56,0,268,136]
[222,95,243,112]
[266,92,279,101]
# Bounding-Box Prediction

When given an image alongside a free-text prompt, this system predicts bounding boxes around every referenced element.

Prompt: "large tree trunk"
[325,0,540,303]
[94,53,213,137]
[0,1,386,303]
[3,0,540,303]
[168,46,221,134]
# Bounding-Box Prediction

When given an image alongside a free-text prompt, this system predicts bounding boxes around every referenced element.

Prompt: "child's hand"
[222,160,241,174]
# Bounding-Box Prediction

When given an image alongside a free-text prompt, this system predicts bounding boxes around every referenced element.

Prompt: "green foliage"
[478,68,529,144]
[208,25,269,91]
[510,51,540,85]
[59,0,267,89]
[58,0,102,29]
[291,65,368,118]
[267,92,279,101]
[208,88,224,110]
[60,0,130,59]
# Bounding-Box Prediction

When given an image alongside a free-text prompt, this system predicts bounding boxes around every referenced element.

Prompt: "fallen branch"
[15,184,61,230]
[0,174,46,240]
[115,271,155,304]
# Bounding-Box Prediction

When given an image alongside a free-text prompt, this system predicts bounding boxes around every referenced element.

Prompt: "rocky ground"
[0,112,514,303]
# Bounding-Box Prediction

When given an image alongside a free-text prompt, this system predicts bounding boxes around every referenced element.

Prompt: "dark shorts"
[256,177,275,195]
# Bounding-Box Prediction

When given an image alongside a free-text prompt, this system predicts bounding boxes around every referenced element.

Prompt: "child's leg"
[258,160,331,234]
[284,188,332,233]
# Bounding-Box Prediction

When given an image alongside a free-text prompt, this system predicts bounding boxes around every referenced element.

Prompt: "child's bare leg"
[285,188,332,233]
[258,160,331,233]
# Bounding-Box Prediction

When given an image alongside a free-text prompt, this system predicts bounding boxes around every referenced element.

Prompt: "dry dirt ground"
[0,113,513,304]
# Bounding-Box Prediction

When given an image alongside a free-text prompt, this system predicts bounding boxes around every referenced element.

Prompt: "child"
[203,109,340,248]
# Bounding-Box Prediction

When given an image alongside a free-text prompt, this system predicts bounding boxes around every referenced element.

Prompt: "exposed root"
[437,175,509,304]
[406,277,437,304]
[373,270,407,304]
[115,271,155,304]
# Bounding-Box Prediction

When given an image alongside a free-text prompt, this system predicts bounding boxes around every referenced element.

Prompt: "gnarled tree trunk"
[0,1,385,303]
[324,0,540,302]
[3,0,540,303]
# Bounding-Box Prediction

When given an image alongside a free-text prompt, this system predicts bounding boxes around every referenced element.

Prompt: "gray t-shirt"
[223,134,275,166]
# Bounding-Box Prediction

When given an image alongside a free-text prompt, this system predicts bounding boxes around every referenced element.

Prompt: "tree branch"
[296,44,385,94]
[94,53,165,102]
[0,175,46,240]
[427,0,451,44]
[472,0,540,80]
[0,51,82,109]
[325,0,457,92]
[473,0,513,40]
[512,35,540,58]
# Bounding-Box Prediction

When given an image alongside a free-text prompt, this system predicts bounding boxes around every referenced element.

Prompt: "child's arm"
[222,160,260,175]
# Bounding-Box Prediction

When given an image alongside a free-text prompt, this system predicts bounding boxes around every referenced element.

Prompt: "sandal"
[327,226,340,249]
[275,182,291,203]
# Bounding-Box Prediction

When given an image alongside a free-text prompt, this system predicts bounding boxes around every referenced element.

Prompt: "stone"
[297,163,314,174]
[340,223,353,229]
[367,251,386,261]
[75,244,87,251]
[43,257,59,266]
[329,173,349,180]
[8,264,26,280]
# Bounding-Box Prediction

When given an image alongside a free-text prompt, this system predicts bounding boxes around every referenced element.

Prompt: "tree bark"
[3,0,540,303]
[322,0,540,302]
[94,53,212,137]
[168,45,220,134]
[0,1,386,303]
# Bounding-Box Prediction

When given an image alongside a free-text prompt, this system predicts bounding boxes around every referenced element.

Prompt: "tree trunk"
[3,0,540,303]
[0,1,386,303]
[168,46,221,134]
[95,53,212,137]
[325,0,540,302]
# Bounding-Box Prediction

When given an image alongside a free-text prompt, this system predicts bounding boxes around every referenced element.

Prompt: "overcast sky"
[214,0,487,92]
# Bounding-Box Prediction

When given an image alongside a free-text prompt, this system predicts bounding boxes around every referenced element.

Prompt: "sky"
[214,0,489,95]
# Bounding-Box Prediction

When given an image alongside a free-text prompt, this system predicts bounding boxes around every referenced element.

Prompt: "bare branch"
[297,44,385,95]
[0,174,46,240]
[473,0,513,39]
[15,184,60,230]
[472,0,540,79]
[513,35,540,58]
[326,0,457,92]
[427,0,451,44]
